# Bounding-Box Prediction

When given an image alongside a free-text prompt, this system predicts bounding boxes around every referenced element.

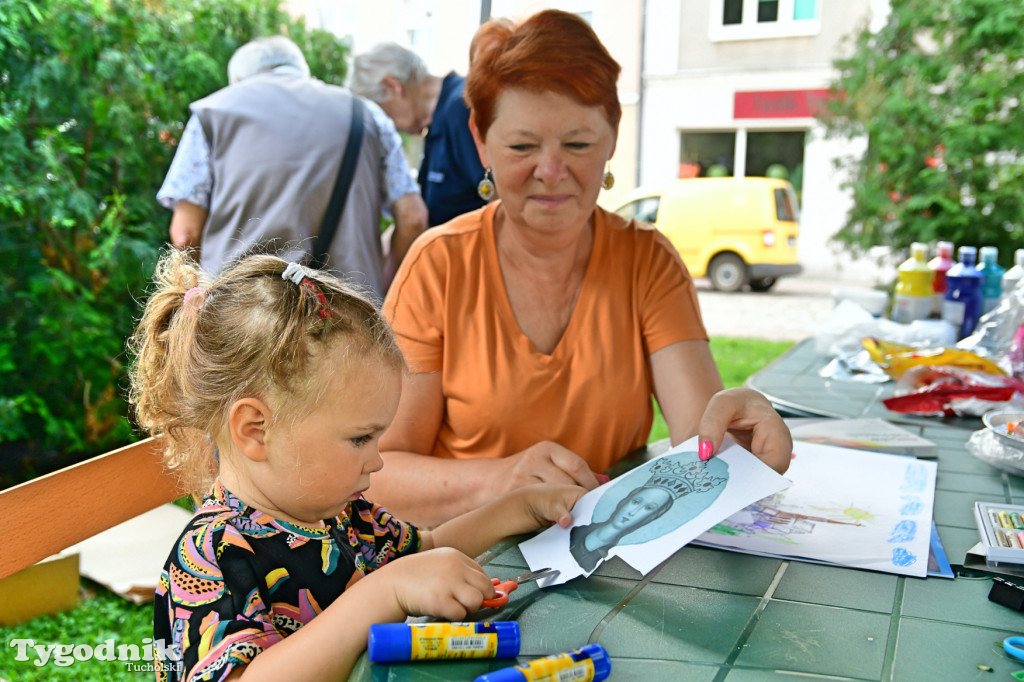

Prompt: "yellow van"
[613,177,802,292]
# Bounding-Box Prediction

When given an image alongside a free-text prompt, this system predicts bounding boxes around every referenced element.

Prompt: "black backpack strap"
[312,96,365,268]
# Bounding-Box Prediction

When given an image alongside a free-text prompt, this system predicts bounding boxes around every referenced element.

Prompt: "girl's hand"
[384,548,496,620]
[698,387,792,474]
[518,483,587,531]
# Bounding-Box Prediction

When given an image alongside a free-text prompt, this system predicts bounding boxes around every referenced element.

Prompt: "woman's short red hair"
[465,9,622,141]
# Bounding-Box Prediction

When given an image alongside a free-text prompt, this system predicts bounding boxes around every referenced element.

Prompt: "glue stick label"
[515,656,596,682]
[409,623,498,659]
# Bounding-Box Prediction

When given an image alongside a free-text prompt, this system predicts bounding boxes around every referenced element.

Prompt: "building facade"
[641,0,890,272]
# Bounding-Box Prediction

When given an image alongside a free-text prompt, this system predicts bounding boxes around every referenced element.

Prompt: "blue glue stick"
[473,643,611,682]
[368,621,520,662]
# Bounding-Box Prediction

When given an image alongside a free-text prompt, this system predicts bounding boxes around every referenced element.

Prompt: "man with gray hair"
[350,42,486,227]
[157,36,427,300]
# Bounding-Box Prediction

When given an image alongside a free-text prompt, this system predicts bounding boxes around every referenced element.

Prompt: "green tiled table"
[350,340,1024,681]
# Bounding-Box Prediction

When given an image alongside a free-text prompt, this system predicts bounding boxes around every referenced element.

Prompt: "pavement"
[695,249,897,341]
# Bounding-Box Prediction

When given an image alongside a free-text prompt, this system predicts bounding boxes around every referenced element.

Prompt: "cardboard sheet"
[66,503,192,604]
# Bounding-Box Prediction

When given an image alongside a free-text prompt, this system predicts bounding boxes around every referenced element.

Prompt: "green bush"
[0,0,350,487]
[822,0,1024,260]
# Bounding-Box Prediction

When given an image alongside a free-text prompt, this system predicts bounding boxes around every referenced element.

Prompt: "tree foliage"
[0,0,349,485]
[821,0,1024,260]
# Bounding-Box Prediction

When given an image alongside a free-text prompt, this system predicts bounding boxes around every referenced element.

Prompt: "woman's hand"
[498,441,603,494]
[382,548,496,620]
[697,387,792,474]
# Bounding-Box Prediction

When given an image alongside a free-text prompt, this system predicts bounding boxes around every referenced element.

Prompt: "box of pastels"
[974,501,1024,566]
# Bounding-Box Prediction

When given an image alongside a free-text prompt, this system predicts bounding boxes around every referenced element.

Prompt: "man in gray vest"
[157,36,426,300]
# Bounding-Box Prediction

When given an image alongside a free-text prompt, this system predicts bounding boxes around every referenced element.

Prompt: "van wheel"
[708,254,748,292]
[749,276,777,292]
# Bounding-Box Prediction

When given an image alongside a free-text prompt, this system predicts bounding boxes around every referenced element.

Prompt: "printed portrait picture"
[518,436,791,584]
[567,453,728,572]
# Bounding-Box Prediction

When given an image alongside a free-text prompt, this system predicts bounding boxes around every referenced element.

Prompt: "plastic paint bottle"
[978,246,1005,314]
[892,242,934,323]
[1002,249,1024,299]
[941,246,984,339]
[473,643,611,682]
[368,622,520,663]
[1002,250,1024,378]
[928,241,955,317]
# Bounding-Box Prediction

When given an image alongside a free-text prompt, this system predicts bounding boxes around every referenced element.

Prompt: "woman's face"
[611,487,673,532]
[475,88,616,237]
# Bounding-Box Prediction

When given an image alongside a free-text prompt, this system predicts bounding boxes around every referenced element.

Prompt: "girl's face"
[475,88,616,238]
[260,355,402,525]
[611,487,672,532]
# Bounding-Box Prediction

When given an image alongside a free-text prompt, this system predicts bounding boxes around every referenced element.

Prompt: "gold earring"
[602,166,615,190]
[477,168,496,201]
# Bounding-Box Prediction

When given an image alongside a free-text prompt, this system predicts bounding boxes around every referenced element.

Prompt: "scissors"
[481,568,559,608]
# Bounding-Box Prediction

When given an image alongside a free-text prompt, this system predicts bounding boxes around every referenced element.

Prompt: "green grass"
[0,337,792,681]
[0,582,155,681]
[648,336,795,442]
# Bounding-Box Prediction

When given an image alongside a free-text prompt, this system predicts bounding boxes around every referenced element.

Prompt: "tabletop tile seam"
[715,560,792,673]
[586,560,667,645]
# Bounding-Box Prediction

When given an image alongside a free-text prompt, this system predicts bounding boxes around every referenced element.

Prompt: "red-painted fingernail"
[596,474,610,484]
[699,439,714,461]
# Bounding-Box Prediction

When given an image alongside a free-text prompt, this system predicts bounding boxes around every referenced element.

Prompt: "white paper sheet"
[694,441,938,577]
[519,436,791,585]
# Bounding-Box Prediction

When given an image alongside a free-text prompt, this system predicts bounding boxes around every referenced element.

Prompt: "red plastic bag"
[882,365,1024,416]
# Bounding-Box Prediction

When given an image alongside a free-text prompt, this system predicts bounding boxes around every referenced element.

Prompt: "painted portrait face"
[611,487,673,533]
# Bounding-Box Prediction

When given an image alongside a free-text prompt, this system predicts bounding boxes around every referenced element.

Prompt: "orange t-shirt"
[383,203,708,472]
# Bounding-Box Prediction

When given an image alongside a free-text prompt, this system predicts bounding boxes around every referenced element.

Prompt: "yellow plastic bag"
[861,338,1006,378]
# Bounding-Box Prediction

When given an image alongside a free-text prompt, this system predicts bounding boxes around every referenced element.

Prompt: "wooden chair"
[0,437,188,581]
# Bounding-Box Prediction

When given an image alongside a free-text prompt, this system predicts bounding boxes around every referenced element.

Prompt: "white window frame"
[709,0,822,42]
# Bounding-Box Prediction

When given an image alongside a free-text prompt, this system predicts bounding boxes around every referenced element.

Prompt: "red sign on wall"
[734,89,832,119]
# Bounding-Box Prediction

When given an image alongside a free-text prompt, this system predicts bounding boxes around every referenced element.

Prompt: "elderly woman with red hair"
[373,9,791,527]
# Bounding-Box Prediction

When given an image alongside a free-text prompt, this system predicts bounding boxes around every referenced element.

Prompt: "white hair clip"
[281,262,310,285]
[281,261,333,319]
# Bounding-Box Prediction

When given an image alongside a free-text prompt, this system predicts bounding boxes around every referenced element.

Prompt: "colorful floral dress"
[153,480,419,681]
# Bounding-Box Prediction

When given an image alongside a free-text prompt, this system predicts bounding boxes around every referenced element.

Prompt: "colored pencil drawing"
[708,491,870,547]
[695,442,937,578]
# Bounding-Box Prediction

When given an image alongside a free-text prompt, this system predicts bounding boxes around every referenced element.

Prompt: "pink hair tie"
[183,287,205,306]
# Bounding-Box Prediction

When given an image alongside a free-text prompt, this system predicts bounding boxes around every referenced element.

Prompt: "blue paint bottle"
[978,246,1005,314]
[473,643,611,682]
[368,621,519,663]
[941,245,984,339]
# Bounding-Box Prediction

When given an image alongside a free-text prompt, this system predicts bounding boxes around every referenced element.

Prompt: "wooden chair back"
[0,438,187,580]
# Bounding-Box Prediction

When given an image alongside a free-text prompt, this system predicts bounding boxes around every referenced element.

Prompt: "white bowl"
[982,409,1024,449]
